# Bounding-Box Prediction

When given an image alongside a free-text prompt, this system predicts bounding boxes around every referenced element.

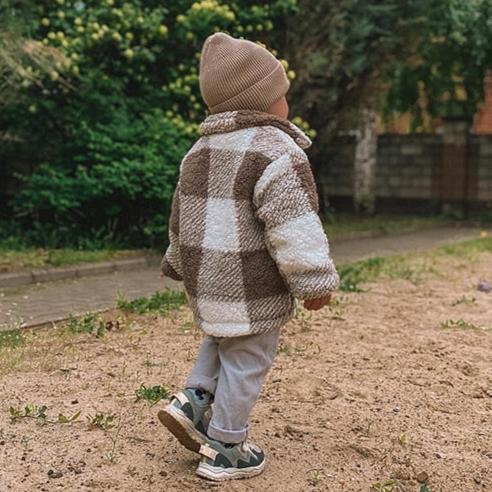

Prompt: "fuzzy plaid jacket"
[161,110,339,337]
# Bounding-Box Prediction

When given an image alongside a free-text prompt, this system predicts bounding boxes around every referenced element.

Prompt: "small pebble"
[47,470,63,479]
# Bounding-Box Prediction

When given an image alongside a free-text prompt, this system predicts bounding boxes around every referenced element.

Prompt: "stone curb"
[0,255,161,290]
[0,222,456,290]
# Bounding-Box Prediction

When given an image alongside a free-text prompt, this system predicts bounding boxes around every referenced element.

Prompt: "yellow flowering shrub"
[5,0,300,247]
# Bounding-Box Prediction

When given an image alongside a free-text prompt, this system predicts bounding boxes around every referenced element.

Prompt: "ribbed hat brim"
[209,63,290,114]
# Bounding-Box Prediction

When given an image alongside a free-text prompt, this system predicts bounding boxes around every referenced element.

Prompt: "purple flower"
[477,280,491,293]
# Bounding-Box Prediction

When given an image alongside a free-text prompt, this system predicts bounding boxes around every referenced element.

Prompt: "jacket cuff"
[287,268,340,300]
[160,257,183,281]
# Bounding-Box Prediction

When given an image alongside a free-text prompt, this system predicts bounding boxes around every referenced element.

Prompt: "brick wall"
[319,132,492,213]
[475,136,492,202]
[474,73,492,134]
[376,134,440,201]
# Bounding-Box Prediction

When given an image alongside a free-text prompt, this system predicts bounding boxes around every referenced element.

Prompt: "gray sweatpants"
[186,327,280,444]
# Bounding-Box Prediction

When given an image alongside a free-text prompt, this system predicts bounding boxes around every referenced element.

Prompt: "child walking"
[158,32,339,482]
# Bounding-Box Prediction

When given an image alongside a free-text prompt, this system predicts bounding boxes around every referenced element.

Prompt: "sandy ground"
[0,253,491,492]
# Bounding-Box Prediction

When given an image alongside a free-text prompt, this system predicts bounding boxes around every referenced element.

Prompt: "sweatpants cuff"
[186,375,217,395]
[207,421,248,444]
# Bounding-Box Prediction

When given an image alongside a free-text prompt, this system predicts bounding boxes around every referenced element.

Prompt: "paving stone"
[32,267,76,284]
[0,227,488,330]
[76,262,116,277]
[0,272,32,289]
[114,258,148,272]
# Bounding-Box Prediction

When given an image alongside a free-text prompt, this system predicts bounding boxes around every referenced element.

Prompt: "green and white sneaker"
[196,439,266,481]
[157,388,212,453]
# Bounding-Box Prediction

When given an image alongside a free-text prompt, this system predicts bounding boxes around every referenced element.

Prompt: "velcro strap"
[199,444,218,461]
[172,391,189,406]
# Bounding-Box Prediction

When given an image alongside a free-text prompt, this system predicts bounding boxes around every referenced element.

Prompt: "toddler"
[159,32,339,482]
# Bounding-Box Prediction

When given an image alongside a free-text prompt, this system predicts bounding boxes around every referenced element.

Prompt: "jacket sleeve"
[253,153,339,299]
[161,183,183,281]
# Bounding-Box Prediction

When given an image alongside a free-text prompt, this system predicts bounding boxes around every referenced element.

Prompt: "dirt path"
[0,226,487,330]
[0,250,491,491]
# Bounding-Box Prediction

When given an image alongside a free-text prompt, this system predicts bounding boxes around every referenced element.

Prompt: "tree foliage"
[3,1,492,245]
[0,1,64,105]
[385,0,492,128]
[286,0,492,147]
[1,0,298,247]
[285,0,430,159]
[280,0,436,214]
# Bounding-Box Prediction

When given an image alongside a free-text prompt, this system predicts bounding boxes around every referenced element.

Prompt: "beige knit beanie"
[199,32,290,114]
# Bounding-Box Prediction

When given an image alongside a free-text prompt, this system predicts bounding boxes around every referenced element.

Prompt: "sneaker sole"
[196,459,266,482]
[157,405,207,453]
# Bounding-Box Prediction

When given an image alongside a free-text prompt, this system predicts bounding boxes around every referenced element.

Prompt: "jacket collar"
[200,110,312,150]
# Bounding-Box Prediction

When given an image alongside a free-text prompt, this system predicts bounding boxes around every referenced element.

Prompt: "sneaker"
[157,388,212,453]
[196,439,266,481]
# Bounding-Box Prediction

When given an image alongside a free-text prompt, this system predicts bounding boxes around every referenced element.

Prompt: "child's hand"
[303,295,332,311]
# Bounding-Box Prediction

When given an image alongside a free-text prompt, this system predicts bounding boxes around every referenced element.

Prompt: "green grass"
[117,289,187,314]
[0,247,145,273]
[134,384,170,405]
[451,295,477,306]
[440,319,491,331]
[67,313,106,337]
[9,404,48,423]
[339,255,432,292]
[325,213,448,239]
[370,480,397,492]
[338,235,492,292]
[87,412,115,430]
[0,329,24,349]
[437,236,492,257]
[278,342,306,356]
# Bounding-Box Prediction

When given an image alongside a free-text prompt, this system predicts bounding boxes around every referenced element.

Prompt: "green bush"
[13,108,192,247]
[2,0,298,248]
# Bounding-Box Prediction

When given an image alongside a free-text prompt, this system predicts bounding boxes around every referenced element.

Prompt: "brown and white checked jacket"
[161,110,339,337]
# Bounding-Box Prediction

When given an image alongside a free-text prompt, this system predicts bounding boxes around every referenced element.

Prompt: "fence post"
[437,119,471,216]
